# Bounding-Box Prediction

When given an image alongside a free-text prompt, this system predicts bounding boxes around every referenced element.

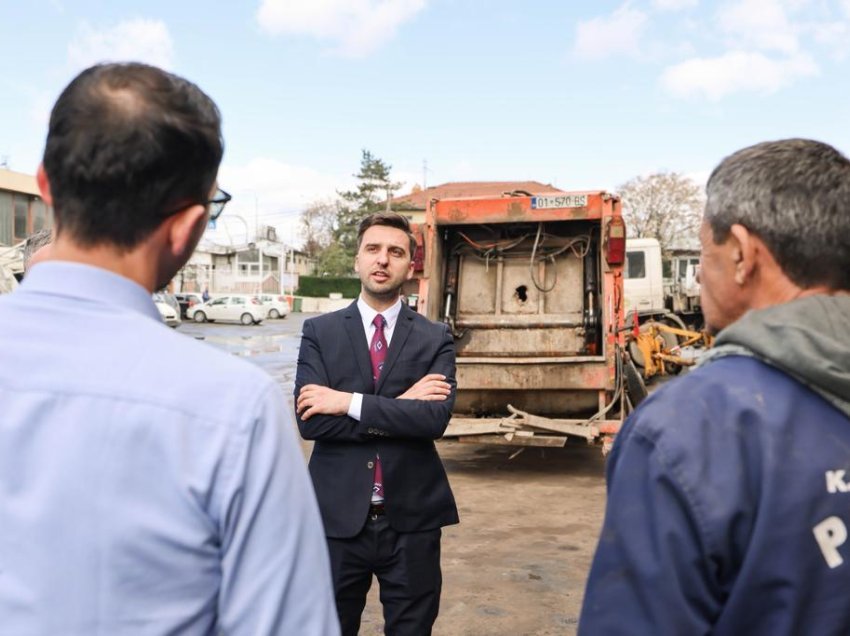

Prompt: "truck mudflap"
[443,405,622,454]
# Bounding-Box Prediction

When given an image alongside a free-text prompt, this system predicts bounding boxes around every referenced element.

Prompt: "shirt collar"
[20,261,163,323]
[357,295,403,332]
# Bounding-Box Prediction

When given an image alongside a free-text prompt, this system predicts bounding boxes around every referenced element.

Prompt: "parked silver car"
[152,293,181,328]
[258,294,291,319]
[187,295,264,325]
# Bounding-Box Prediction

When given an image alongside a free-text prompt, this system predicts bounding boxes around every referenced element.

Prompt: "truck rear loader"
[415,191,639,453]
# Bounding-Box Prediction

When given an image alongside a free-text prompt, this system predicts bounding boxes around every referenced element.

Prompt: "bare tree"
[299,199,338,258]
[618,172,704,251]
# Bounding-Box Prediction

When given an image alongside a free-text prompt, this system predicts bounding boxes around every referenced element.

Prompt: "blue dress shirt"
[0,262,339,635]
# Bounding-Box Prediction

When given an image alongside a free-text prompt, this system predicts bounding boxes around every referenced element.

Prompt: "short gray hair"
[705,138,850,290]
[23,229,52,274]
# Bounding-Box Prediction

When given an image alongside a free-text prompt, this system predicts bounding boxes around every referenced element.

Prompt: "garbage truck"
[415,190,639,453]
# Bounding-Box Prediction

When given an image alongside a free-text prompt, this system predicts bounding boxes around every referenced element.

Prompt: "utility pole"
[258,241,263,295]
[253,193,259,243]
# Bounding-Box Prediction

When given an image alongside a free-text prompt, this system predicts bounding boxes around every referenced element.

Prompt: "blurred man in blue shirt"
[0,63,339,635]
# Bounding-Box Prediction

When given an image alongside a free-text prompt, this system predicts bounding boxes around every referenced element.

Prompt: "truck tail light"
[606,217,626,266]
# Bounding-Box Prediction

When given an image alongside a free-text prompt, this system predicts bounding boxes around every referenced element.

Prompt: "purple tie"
[370,314,387,386]
[369,314,387,502]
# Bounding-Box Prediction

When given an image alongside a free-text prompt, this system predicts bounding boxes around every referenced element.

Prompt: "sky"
[1,0,849,247]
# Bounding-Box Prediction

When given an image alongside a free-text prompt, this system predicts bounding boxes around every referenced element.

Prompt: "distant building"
[390,180,566,224]
[0,169,53,289]
[0,168,53,247]
[176,239,316,295]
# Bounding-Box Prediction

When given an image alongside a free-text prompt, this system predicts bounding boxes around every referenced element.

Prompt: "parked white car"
[187,295,264,325]
[258,294,291,319]
[152,293,181,328]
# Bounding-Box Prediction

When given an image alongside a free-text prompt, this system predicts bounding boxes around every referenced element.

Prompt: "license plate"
[531,194,588,209]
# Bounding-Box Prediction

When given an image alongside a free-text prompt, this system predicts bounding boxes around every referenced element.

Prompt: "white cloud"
[805,1,850,59]
[661,50,818,99]
[574,3,649,60]
[810,20,850,59]
[67,19,174,71]
[652,0,698,10]
[716,0,800,54]
[256,0,427,57]
[215,157,348,244]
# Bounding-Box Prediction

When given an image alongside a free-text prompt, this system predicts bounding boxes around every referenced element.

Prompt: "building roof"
[391,181,565,209]
[0,169,40,197]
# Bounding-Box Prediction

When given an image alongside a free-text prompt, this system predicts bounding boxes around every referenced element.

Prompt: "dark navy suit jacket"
[295,301,459,538]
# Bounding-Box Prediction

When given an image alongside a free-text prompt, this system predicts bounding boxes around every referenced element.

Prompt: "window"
[231,297,245,305]
[14,197,28,240]
[31,200,49,233]
[0,191,12,246]
[625,251,646,279]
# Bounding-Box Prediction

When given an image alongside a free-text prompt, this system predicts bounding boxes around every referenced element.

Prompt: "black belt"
[368,503,385,518]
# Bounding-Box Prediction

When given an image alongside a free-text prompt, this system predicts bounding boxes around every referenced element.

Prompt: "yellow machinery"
[629,321,714,381]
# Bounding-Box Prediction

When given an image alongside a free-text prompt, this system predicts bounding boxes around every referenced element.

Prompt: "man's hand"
[397,374,451,401]
[297,384,353,421]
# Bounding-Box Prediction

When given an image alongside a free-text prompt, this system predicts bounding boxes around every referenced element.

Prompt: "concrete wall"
[297,296,353,313]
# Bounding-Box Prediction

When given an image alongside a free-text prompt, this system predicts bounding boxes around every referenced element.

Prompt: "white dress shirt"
[346,294,404,420]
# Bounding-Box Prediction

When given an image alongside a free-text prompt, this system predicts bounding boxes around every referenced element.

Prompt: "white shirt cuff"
[347,392,363,421]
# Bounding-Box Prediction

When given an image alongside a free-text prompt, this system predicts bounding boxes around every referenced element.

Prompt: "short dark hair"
[42,62,223,249]
[705,138,850,290]
[357,213,417,256]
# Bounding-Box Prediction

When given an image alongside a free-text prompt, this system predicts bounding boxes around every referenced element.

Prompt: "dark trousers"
[327,514,442,636]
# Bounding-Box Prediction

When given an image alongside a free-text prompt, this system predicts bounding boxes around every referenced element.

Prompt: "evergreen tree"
[334,149,403,253]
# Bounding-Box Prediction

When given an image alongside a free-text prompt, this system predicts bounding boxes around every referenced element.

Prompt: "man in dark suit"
[296,213,458,635]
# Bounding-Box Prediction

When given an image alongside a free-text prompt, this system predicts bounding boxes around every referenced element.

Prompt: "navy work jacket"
[580,356,850,635]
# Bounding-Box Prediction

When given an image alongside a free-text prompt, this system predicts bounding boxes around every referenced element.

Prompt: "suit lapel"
[342,302,375,391]
[376,304,414,394]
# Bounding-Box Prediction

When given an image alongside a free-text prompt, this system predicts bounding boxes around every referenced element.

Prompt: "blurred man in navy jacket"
[580,138,850,635]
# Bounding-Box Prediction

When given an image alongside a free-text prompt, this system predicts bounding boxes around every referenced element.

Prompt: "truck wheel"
[628,338,646,368]
[623,356,648,408]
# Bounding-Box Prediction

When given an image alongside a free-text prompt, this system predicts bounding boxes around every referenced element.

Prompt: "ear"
[728,223,757,286]
[166,204,208,258]
[36,164,53,207]
[405,258,414,281]
[354,253,361,274]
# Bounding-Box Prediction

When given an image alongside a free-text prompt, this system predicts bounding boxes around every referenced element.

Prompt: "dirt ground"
[322,440,608,636]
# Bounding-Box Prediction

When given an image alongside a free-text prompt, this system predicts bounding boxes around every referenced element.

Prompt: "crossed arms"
[294,319,457,442]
